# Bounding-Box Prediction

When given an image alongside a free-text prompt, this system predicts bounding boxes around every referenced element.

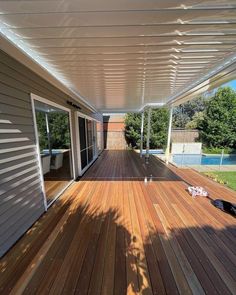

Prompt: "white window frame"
[31,93,76,209]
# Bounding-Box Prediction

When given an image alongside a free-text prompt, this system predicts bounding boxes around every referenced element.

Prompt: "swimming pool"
[172,154,236,166]
[142,149,164,155]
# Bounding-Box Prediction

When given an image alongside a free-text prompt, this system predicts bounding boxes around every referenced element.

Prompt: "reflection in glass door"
[79,117,87,170]
[93,123,98,158]
[78,116,97,172]
[87,119,94,164]
[34,100,73,205]
[96,121,103,155]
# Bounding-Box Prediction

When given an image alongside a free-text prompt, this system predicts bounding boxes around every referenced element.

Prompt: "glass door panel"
[86,119,93,147]
[78,116,98,173]
[80,149,88,170]
[34,100,73,205]
[78,117,88,170]
[96,121,103,154]
[79,117,86,150]
[88,146,94,163]
[93,122,98,158]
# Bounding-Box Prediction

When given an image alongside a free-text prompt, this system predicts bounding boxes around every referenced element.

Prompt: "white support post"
[140,111,144,157]
[145,107,152,163]
[165,106,173,164]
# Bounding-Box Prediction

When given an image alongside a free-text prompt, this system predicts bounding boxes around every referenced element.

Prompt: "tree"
[185,112,204,129]
[49,112,71,149]
[172,96,206,128]
[197,87,236,148]
[36,112,48,151]
[36,111,71,151]
[124,108,169,149]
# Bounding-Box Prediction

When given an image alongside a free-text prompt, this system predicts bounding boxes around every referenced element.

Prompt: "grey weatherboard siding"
[0,49,101,257]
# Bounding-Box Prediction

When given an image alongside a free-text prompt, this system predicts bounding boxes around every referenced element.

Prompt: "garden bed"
[203,171,236,191]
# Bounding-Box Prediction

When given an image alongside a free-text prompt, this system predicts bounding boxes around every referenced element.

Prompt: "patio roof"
[0,0,236,112]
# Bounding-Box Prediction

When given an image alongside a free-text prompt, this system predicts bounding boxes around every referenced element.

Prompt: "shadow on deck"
[0,150,235,294]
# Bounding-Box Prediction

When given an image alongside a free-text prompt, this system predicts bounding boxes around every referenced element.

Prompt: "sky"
[223,80,236,89]
[202,79,236,98]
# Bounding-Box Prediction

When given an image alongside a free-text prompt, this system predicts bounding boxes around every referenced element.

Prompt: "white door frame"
[31,93,76,209]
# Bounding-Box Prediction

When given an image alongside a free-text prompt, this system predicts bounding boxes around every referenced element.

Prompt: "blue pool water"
[142,149,164,155]
[173,154,236,166]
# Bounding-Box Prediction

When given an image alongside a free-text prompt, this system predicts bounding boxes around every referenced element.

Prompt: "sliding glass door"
[86,119,94,164]
[96,121,103,155]
[33,99,73,205]
[78,116,97,172]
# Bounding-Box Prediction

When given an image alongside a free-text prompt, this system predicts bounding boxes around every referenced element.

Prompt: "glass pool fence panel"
[171,101,204,171]
[171,94,236,173]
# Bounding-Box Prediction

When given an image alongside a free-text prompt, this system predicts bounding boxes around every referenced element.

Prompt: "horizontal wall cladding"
[0,51,74,256]
[0,59,45,256]
[0,201,43,257]
[0,50,100,117]
[0,48,103,257]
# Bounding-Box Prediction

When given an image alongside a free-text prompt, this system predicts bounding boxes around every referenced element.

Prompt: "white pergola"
[0,0,236,160]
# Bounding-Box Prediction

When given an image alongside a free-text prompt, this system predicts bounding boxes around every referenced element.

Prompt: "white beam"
[140,111,144,157]
[167,54,236,106]
[165,106,173,164]
[145,107,152,163]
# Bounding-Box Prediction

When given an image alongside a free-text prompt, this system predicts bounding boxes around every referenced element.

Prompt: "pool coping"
[203,153,236,156]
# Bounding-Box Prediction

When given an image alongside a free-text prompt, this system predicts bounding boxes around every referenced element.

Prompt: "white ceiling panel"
[4,24,236,40]
[1,0,235,14]
[1,10,236,28]
[0,0,236,112]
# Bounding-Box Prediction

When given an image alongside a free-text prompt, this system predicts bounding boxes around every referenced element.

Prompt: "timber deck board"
[0,150,236,294]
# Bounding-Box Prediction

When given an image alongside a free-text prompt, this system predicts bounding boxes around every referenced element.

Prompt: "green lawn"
[203,171,236,191]
[202,147,236,154]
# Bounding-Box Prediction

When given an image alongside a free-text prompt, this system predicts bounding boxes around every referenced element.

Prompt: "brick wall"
[103,116,199,150]
[171,129,199,143]
[103,115,127,150]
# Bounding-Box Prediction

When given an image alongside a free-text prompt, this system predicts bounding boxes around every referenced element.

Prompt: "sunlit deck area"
[0,150,236,294]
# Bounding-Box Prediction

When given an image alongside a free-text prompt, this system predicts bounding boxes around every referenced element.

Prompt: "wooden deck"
[44,180,71,204]
[0,150,236,294]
